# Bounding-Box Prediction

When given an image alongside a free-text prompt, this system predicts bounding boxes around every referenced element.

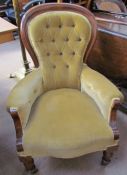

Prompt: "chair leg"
[19,156,38,174]
[101,146,117,165]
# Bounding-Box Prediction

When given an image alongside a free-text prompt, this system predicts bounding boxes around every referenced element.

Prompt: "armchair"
[7,3,124,174]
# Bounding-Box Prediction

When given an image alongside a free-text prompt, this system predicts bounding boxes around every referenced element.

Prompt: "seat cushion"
[22,88,115,158]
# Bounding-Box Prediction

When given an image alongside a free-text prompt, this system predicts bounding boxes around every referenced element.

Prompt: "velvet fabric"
[7,10,123,158]
[28,11,91,91]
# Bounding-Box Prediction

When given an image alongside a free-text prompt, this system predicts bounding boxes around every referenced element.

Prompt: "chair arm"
[80,64,124,122]
[7,68,44,128]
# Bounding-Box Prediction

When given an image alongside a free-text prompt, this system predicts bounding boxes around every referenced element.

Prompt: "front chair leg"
[101,150,112,165]
[101,146,118,166]
[19,156,38,174]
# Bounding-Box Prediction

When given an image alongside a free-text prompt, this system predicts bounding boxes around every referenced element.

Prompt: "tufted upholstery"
[28,12,91,91]
[7,3,124,165]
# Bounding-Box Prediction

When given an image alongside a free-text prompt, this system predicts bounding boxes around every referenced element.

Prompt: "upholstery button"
[59,52,63,56]
[59,24,62,28]
[47,52,50,56]
[72,51,75,55]
[65,37,69,42]
[78,38,81,41]
[72,24,75,27]
[46,24,49,28]
[66,64,69,68]
[39,38,43,42]
[52,39,55,42]
[53,65,56,69]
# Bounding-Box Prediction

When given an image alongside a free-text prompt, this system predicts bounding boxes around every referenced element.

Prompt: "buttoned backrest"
[21,4,96,91]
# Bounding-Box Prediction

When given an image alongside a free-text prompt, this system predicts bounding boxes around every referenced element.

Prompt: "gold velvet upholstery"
[7,68,44,128]
[28,12,91,91]
[7,4,123,160]
[22,88,115,158]
[81,65,123,121]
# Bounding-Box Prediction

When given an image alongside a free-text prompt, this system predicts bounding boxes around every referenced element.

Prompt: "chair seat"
[23,88,115,158]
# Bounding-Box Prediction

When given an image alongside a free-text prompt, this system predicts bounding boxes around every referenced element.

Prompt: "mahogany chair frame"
[8,3,121,173]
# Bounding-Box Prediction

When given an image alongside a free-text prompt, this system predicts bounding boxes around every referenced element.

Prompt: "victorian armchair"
[7,3,124,174]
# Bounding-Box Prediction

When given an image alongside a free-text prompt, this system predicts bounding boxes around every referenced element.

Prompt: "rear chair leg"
[19,156,38,174]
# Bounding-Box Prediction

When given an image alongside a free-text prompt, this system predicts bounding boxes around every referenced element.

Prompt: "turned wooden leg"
[101,146,118,166]
[19,156,38,174]
[101,150,113,165]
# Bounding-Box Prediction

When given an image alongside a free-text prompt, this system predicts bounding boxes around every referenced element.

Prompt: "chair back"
[21,3,96,90]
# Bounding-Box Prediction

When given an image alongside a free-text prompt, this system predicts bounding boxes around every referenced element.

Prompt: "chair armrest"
[80,64,124,122]
[7,68,44,128]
